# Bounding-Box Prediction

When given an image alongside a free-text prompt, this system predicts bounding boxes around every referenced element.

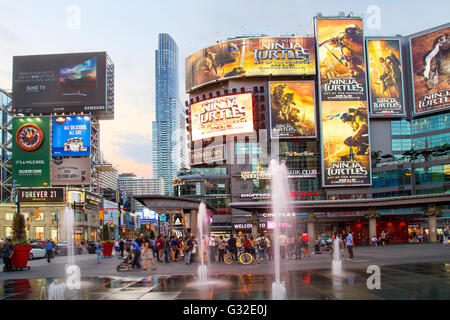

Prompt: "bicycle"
[224,248,253,265]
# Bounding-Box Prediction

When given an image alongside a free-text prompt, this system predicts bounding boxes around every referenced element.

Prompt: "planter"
[102,242,114,256]
[12,245,32,269]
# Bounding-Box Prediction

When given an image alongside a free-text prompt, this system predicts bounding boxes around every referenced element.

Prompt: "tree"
[12,212,27,243]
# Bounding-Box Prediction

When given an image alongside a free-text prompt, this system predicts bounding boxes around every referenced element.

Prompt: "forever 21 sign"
[18,188,64,203]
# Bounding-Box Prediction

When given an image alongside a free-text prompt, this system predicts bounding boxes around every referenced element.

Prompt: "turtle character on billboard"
[367,39,405,115]
[269,81,316,138]
[411,26,450,114]
[316,19,367,101]
[322,101,370,186]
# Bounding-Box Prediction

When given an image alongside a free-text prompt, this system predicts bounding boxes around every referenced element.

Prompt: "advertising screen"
[316,18,367,101]
[366,38,405,116]
[186,37,316,91]
[269,81,316,138]
[52,115,91,157]
[12,117,51,187]
[190,93,254,141]
[13,52,107,114]
[51,157,91,186]
[410,26,450,115]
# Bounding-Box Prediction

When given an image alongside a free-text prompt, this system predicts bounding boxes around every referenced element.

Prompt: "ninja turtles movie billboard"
[366,38,406,116]
[410,25,450,115]
[185,37,316,91]
[12,117,51,187]
[269,81,316,138]
[315,17,371,187]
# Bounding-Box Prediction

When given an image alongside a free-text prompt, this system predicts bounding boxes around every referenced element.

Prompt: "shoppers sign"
[240,168,317,180]
[12,117,51,187]
[18,187,64,203]
[52,115,91,157]
[190,144,225,165]
[410,26,450,115]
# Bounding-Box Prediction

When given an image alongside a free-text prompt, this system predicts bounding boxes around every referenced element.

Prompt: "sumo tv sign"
[315,17,371,187]
[190,93,254,141]
[12,117,51,187]
[409,25,450,115]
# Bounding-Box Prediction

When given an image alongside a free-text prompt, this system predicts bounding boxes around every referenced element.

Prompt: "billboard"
[190,93,254,141]
[190,144,225,165]
[366,38,405,116]
[13,52,107,115]
[269,81,316,138]
[51,157,91,186]
[186,37,316,91]
[316,17,371,187]
[410,26,450,115]
[12,117,51,187]
[316,18,367,101]
[18,187,64,203]
[52,115,91,157]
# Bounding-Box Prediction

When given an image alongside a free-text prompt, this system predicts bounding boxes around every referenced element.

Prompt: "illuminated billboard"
[410,26,450,115]
[52,115,91,157]
[13,52,107,115]
[366,38,405,116]
[269,81,316,138]
[186,37,316,91]
[51,157,91,186]
[315,17,371,187]
[190,93,254,141]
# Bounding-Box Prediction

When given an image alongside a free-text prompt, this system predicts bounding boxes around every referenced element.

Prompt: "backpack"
[183,240,189,252]
[259,237,267,249]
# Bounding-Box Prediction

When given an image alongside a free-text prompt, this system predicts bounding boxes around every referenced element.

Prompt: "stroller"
[116,250,135,271]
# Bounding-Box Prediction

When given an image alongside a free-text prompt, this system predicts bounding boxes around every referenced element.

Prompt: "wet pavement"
[0,262,448,300]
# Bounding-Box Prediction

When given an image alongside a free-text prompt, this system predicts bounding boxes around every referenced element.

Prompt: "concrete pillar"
[190,209,198,237]
[251,211,258,238]
[369,217,377,245]
[428,215,437,243]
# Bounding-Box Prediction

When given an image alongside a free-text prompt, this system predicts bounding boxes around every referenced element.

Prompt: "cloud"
[108,155,153,178]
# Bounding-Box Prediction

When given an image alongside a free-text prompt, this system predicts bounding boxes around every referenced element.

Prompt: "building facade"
[118,175,164,211]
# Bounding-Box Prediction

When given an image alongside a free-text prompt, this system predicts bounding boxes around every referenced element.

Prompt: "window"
[391,120,411,136]
[35,227,44,241]
[372,170,411,188]
[412,113,450,134]
[4,213,14,221]
[4,226,12,238]
[51,228,58,242]
[415,165,450,185]
[392,139,411,151]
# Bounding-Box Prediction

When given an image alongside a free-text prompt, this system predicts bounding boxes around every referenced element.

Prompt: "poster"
[52,115,91,157]
[269,81,316,138]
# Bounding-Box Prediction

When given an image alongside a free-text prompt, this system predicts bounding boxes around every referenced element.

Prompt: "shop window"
[51,228,58,242]
[4,213,14,221]
[4,226,12,238]
[35,227,44,241]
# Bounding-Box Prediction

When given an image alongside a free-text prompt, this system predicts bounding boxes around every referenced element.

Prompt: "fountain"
[48,282,67,300]
[268,159,289,300]
[332,237,342,275]
[197,202,208,282]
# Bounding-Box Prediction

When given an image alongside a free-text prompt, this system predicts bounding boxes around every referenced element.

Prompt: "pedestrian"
[243,234,250,254]
[236,232,243,258]
[380,230,387,246]
[287,235,295,260]
[44,239,54,263]
[132,239,142,269]
[256,233,269,264]
[191,236,198,264]
[295,233,302,259]
[95,241,103,264]
[184,235,192,265]
[2,238,14,272]
[171,236,178,261]
[279,233,288,259]
[119,238,125,258]
[249,235,256,260]
[157,235,164,262]
[302,232,310,257]
[341,230,348,249]
[346,230,355,260]
[218,235,225,263]
[208,234,216,263]
[267,235,273,261]
[164,236,171,263]
[227,234,237,259]
[150,236,158,260]
[142,238,157,271]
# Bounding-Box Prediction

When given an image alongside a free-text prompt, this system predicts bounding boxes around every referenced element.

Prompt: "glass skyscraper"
[152,33,182,195]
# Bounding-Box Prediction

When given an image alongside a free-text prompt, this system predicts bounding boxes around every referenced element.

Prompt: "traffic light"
[110,221,114,227]
[34,208,39,219]
[51,218,54,225]
[99,210,104,221]
[146,222,149,229]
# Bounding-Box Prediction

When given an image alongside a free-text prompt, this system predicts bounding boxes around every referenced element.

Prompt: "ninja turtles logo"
[15,123,44,152]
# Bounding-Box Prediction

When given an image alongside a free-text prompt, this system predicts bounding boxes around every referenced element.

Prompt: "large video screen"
[52,115,91,157]
[269,81,316,138]
[186,37,316,91]
[367,38,405,116]
[13,52,107,114]
[190,93,254,141]
[410,26,450,115]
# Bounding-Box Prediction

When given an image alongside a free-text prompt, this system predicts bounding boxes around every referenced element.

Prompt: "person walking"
[157,235,164,262]
[142,238,157,271]
[302,232,310,258]
[380,230,387,247]
[119,239,125,258]
[2,238,14,272]
[218,235,225,263]
[164,236,171,263]
[132,239,142,269]
[346,230,355,260]
[95,241,103,264]
[44,239,54,263]
[150,236,158,260]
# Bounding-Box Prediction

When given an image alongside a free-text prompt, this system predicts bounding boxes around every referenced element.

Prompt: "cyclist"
[228,234,237,259]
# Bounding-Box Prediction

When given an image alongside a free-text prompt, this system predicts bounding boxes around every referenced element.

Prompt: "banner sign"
[315,17,371,187]
[366,38,405,116]
[18,187,64,203]
[12,117,51,187]
[190,144,226,165]
[52,115,91,157]
[410,26,450,115]
[269,81,316,138]
[186,37,316,91]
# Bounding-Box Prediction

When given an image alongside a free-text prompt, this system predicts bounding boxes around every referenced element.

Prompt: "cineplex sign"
[241,169,317,180]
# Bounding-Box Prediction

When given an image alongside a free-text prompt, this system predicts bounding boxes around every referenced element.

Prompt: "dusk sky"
[0,0,448,177]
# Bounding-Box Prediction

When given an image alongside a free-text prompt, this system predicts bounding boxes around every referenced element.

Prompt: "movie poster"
[321,101,371,185]
[186,37,316,91]
[410,26,450,115]
[316,18,367,101]
[367,38,405,116]
[269,81,316,138]
[190,93,254,141]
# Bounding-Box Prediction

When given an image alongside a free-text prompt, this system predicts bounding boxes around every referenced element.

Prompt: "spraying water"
[332,237,342,275]
[268,159,289,300]
[197,202,208,282]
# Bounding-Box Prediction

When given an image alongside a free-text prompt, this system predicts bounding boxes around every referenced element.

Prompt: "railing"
[375,154,450,167]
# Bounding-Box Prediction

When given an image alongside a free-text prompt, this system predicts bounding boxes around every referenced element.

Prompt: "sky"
[0,0,448,178]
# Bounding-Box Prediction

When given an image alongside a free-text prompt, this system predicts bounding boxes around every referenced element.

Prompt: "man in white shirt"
[279,233,288,259]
